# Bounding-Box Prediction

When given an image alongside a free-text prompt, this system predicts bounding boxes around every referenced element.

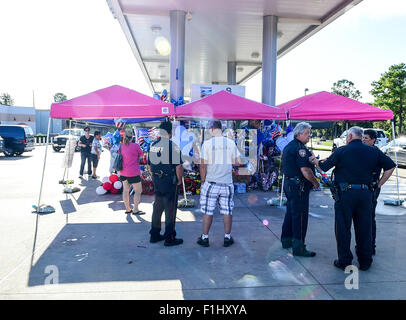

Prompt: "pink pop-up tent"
[277,91,393,121]
[36,85,174,213]
[175,90,286,120]
[50,85,174,121]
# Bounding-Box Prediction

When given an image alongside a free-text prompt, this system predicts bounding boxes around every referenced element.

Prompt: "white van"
[333,128,388,149]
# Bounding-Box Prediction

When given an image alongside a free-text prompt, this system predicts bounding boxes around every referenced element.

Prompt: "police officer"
[281,122,320,257]
[148,121,184,246]
[362,129,396,255]
[311,126,395,270]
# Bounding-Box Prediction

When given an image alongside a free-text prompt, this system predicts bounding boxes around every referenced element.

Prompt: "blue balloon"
[153,93,161,100]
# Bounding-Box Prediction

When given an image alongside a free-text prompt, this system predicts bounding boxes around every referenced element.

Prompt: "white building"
[0,104,36,133]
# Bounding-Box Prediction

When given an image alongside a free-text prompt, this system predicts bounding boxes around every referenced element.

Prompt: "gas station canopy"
[106,0,363,99]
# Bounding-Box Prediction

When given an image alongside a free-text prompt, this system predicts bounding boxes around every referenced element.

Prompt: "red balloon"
[103,182,112,191]
[109,174,119,183]
[110,187,119,194]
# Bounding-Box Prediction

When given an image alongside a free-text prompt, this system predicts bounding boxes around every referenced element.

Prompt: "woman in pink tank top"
[120,128,145,215]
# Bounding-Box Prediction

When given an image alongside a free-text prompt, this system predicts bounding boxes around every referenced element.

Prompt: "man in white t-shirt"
[197,120,245,247]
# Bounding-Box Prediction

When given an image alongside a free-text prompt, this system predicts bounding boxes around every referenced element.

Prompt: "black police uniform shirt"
[79,135,94,153]
[148,137,183,193]
[282,138,315,186]
[319,139,395,184]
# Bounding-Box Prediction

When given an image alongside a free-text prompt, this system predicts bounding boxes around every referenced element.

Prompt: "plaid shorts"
[200,181,234,216]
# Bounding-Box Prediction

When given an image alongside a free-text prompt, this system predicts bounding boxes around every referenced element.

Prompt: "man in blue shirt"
[311,127,395,271]
[362,129,396,255]
[281,122,319,257]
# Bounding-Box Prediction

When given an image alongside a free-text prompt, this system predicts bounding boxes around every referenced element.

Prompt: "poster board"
[190,84,245,102]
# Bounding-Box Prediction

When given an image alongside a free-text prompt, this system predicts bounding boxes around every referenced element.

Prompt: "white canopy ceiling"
[106,0,363,99]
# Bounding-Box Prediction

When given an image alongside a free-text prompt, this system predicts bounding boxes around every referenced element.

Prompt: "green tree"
[370,63,406,135]
[331,80,362,136]
[53,92,67,103]
[331,79,362,100]
[0,93,14,106]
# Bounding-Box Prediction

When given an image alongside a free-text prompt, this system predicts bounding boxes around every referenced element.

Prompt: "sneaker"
[91,175,99,179]
[197,236,209,247]
[79,175,83,179]
[150,234,165,243]
[164,238,183,247]
[224,236,234,247]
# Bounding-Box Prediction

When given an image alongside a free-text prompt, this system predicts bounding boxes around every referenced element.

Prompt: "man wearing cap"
[148,121,184,246]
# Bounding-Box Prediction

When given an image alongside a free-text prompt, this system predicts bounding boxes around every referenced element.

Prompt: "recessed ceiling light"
[154,36,171,56]
[277,31,283,38]
[251,52,260,59]
[158,65,166,69]
[237,67,244,72]
[159,74,166,79]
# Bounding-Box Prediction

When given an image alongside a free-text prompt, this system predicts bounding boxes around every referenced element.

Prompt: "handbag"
[113,144,123,171]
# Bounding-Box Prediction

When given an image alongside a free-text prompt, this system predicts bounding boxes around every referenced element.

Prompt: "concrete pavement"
[1,146,406,300]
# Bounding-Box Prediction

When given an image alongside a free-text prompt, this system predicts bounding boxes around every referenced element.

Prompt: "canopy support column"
[391,120,401,202]
[170,10,186,103]
[227,61,237,85]
[262,15,278,106]
[36,117,51,212]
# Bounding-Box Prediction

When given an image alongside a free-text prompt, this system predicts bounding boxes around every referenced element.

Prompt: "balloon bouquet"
[96,119,127,195]
[153,89,185,107]
[96,174,123,195]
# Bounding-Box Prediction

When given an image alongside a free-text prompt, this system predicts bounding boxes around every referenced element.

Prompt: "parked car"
[380,137,406,154]
[382,137,406,167]
[0,125,35,156]
[0,136,4,154]
[52,128,84,152]
[333,128,388,149]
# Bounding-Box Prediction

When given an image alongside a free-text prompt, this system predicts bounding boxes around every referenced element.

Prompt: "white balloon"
[113,181,122,189]
[102,176,110,184]
[96,186,107,195]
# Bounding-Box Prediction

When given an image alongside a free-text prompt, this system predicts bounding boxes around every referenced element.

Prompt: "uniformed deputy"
[148,121,184,246]
[311,126,395,270]
[281,122,320,257]
[362,129,396,255]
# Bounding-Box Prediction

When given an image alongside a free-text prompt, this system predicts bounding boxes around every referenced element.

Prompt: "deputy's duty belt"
[286,177,300,181]
[152,170,171,178]
[339,183,370,191]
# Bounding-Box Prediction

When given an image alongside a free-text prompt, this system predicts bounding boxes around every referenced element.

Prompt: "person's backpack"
[113,144,123,171]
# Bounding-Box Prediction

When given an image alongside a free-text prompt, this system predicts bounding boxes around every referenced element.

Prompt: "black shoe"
[224,236,234,247]
[359,264,371,271]
[150,234,165,243]
[197,236,209,247]
[164,238,183,247]
[334,259,348,270]
[292,240,316,257]
[281,239,292,249]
